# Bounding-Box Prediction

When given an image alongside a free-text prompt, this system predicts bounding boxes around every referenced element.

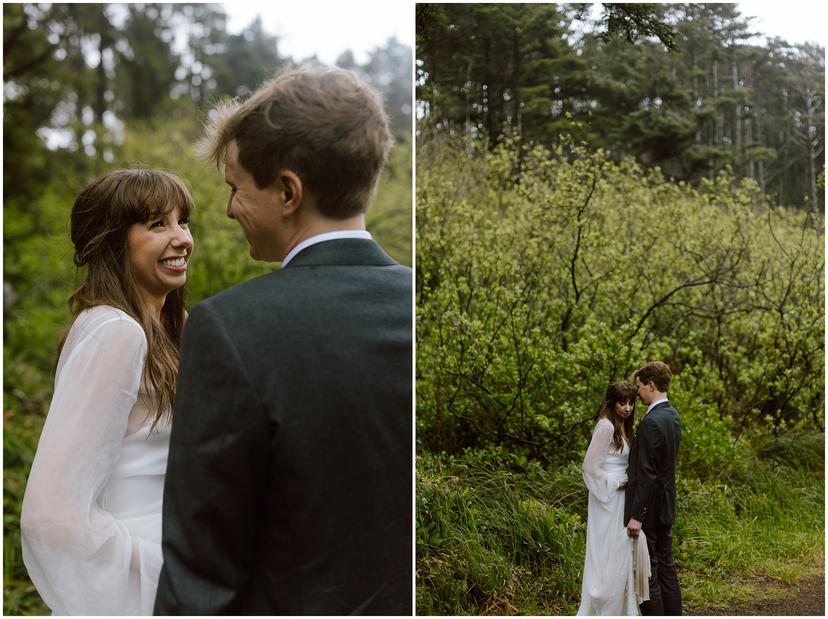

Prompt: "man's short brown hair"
[634,361,673,393]
[199,67,392,219]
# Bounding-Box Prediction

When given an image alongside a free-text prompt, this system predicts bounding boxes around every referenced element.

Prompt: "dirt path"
[689,573,824,616]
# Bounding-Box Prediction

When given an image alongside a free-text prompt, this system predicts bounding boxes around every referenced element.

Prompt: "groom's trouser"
[640,523,682,616]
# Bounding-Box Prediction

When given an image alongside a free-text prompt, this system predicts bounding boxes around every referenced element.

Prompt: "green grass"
[417,453,587,614]
[416,432,824,615]
[675,432,824,612]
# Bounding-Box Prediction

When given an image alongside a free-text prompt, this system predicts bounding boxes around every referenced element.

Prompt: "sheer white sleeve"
[582,419,623,508]
[20,310,162,615]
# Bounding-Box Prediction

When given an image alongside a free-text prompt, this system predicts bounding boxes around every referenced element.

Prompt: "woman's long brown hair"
[596,381,637,451]
[59,169,194,430]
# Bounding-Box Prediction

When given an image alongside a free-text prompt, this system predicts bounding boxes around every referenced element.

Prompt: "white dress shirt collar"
[646,398,669,415]
[281,230,372,267]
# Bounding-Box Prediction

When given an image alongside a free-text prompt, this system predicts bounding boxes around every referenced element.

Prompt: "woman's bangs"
[141,173,194,222]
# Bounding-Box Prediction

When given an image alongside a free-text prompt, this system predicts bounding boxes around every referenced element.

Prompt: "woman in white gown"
[20,169,195,615]
[577,381,650,616]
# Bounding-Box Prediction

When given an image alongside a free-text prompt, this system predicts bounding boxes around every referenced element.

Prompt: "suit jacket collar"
[646,400,671,416]
[282,238,399,269]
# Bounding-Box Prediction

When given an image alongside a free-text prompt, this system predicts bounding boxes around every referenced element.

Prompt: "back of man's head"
[634,361,673,393]
[200,67,392,219]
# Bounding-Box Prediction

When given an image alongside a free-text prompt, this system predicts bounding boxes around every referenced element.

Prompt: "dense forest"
[3,4,412,613]
[416,3,824,615]
[417,3,824,216]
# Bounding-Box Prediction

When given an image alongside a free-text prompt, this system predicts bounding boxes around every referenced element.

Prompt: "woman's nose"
[172,226,193,250]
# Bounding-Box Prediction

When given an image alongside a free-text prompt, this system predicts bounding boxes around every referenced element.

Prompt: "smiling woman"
[64,168,195,427]
[19,168,195,615]
[127,204,193,318]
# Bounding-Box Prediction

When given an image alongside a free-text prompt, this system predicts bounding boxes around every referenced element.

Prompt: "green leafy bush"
[417,135,823,467]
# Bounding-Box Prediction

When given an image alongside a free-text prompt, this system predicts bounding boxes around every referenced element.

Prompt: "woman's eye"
[179,217,190,227]
[150,220,164,229]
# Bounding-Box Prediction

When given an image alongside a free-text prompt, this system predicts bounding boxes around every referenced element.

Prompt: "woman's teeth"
[161,257,186,267]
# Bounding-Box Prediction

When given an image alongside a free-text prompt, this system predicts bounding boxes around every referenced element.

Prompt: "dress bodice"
[582,418,630,491]
[100,414,170,542]
[602,437,630,476]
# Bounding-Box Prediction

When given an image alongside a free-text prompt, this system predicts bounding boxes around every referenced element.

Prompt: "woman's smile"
[159,256,188,273]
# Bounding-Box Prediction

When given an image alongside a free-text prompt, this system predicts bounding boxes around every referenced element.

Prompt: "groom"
[154,68,412,615]
[625,361,682,615]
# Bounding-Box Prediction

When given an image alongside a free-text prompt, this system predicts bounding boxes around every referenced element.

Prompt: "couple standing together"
[20,68,412,615]
[578,362,683,616]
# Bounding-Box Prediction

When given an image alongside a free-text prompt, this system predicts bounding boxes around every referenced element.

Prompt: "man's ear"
[276,170,303,214]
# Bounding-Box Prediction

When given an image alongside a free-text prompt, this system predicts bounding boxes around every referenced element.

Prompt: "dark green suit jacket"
[154,238,412,615]
[624,400,681,528]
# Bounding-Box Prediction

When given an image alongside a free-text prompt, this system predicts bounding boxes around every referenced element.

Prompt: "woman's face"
[614,399,633,420]
[127,204,193,308]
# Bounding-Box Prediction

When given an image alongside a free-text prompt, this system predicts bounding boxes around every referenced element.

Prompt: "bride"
[20,168,195,615]
[577,381,650,616]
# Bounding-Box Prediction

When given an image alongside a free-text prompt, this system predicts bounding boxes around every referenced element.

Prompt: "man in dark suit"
[154,68,412,615]
[625,361,682,615]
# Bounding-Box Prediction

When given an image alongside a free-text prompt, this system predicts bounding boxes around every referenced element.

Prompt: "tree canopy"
[417,3,824,214]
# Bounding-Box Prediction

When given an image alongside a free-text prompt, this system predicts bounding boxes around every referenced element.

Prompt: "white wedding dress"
[21,306,170,615]
[577,418,648,616]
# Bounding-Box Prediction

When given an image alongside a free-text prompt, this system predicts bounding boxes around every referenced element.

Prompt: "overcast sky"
[738,2,826,46]
[222,1,413,65]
